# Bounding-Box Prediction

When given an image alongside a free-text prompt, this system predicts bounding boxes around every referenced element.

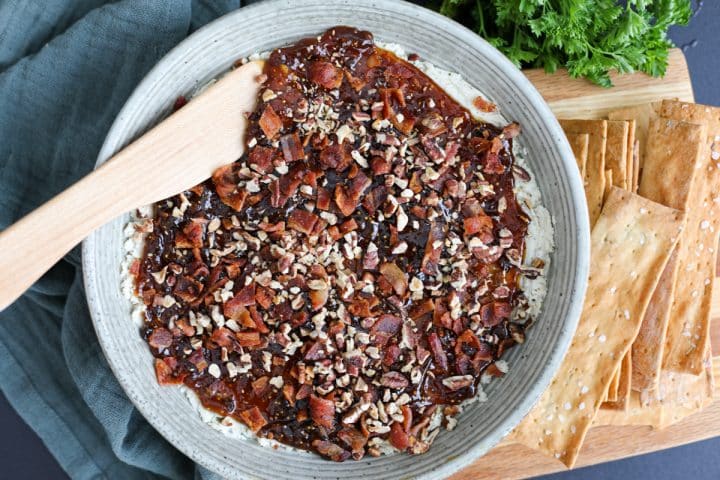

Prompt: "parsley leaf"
[429,0,692,87]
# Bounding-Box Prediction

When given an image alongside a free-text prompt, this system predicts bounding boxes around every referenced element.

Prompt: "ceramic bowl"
[83,1,590,478]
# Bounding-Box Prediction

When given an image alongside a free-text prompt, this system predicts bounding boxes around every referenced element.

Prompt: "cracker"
[602,352,632,411]
[626,120,637,192]
[606,121,629,189]
[566,133,589,178]
[603,169,614,205]
[632,118,707,390]
[560,119,607,226]
[659,100,720,374]
[608,102,662,185]
[508,188,683,467]
[605,363,620,402]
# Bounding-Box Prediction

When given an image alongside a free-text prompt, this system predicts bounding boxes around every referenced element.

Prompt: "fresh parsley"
[429,0,692,87]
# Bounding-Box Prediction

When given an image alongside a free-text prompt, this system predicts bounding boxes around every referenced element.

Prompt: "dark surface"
[1,1,719,479]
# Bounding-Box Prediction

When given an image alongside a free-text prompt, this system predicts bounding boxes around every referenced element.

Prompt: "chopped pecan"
[442,375,474,391]
[313,440,351,462]
[380,371,409,389]
[212,165,248,211]
[428,332,448,371]
[421,221,444,275]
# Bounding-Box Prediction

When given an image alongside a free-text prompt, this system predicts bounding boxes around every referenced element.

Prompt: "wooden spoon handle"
[0,164,135,311]
[0,60,263,312]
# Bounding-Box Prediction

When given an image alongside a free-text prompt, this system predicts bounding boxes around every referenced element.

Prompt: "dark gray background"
[1,1,719,478]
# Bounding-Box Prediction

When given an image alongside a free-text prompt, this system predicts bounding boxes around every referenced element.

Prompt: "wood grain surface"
[453,49,718,479]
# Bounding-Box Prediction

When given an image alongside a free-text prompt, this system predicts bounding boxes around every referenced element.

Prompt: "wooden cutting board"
[453,49,720,480]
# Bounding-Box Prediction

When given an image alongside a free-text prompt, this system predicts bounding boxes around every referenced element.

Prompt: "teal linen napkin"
[0,1,259,478]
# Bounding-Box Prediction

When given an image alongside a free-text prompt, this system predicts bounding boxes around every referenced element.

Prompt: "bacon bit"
[250,306,270,333]
[388,422,410,451]
[238,406,268,432]
[480,301,511,327]
[148,328,173,350]
[280,132,305,162]
[370,314,402,345]
[212,165,248,211]
[344,70,366,92]
[248,145,276,173]
[380,371,409,389]
[428,332,448,371]
[252,376,269,396]
[308,61,343,89]
[337,427,368,460]
[421,221,444,275]
[259,105,282,139]
[473,96,497,112]
[210,327,236,348]
[361,185,388,215]
[313,440,351,462]
[154,358,182,385]
[316,187,331,210]
[173,275,203,302]
[339,218,358,234]
[347,294,378,318]
[484,152,505,175]
[370,156,391,175]
[255,286,274,310]
[187,349,208,372]
[235,331,261,347]
[379,262,408,296]
[319,143,351,170]
[334,171,372,217]
[409,298,434,321]
[310,394,337,429]
[327,225,342,241]
[288,209,319,235]
[455,329,481,357]
[464,212,494,243]
[383,343,402,366]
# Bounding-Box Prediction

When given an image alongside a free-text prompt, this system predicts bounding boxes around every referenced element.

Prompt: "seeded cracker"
[608,101,663,185]
[509,187,683,467]
[626,119,637,192]
[605,121,629,189]
[632,118,706,392]
[659,100,720,374]
[602,352,632,410]
[559,120,607,226]
[566,133,589,178]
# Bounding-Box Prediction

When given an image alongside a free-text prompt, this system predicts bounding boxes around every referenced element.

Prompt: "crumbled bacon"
[310,394,337,429]
[473,96,497,112]
[148,328,173,350]
[308,61,343,89]
[259,105,282,139]
[212,165,248,211]
[288,209,319,235]
[239,406,268,432]
[280,132,305,162]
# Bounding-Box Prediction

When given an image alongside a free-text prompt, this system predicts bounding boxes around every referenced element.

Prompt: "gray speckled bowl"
[82,1,590,478]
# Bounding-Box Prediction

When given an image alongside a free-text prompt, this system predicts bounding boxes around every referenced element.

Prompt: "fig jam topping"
[135,26,536,461]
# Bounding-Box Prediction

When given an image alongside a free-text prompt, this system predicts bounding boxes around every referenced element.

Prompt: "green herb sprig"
[431,0,692,87]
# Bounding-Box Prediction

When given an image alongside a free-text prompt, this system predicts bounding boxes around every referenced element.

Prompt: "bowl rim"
[82,0,590,478]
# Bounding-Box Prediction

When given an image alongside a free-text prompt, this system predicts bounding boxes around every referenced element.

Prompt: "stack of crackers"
[507,100,720,467]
